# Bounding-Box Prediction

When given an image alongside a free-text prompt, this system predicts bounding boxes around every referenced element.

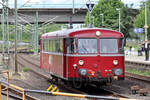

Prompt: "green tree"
[40,24,62,34]
[121,5,137,39]
[85,0,138,41]
[85,0,123,29]
[0,24,62,42]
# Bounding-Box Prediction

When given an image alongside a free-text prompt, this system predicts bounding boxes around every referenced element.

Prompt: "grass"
[22,67,30,72]
[127,69,150,76]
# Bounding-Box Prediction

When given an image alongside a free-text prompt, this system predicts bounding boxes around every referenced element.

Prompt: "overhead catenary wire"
[41,16,59,25]
[17,15,33,26]
[18,13,35,19]
[18,0,32,9]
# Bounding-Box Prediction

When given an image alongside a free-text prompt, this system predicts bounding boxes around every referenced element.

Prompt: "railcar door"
[64,38,76,79]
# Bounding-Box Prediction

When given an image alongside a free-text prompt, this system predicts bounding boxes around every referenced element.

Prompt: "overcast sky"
[122,0,144,8]
[5,0,145,8]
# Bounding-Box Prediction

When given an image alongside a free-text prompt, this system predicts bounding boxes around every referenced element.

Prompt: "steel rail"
[1,91,22,100]
[125,72,150,83]
[125,60,150,69]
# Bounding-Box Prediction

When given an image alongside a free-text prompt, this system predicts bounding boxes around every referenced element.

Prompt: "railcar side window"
[47,39,49,52]
[49,40,52,52]
[43,39,63,53]
[52,40,55,52]
[100,39,118,53]
[43,40,46,52]
[60,39,63,52]
[45,39,49,52]
[119,38,124,54]
[78,38,97,54]
[66,38,76,54]
[56,40,60,52]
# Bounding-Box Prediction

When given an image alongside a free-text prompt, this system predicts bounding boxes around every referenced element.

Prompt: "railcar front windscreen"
[100,39,118,53]
[78,38,97,54]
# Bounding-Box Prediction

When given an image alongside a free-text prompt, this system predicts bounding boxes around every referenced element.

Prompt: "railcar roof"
[41,28,123,39]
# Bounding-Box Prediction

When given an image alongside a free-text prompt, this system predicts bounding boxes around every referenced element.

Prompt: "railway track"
[125,72,150,83]
[11,54,88,96]
[125,60,150,71]
[5,53,150,99]
[16,54,100,94]
[16,53,129,99]
[125,60,150,83]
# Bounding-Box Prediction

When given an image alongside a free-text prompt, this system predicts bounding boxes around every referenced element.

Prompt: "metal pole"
[89,8,91,27]
[6,0,10,61]
[14,0,19,74]
[2,10,5,59]
[100,14,104,27]
[145,2,148,41]
[21,25,23,42]
[31,27,34,48]
[35,11,38,55]
[119,9,121,32]
[18,27,20,42]
[2,0,6,64]
[0,14,3,53]
[72,0,75,14]
[33,14,37,54]
[102,14,104,27]
[33,23,35,52]
[86,0,95,28]
[92,16,94,27]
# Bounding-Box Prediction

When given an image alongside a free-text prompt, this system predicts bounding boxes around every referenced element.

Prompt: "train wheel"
[95,82,103,88]
[51,75,58,84]
[73,78,82,88]
[96,84,102,88]
[73,81,82,88]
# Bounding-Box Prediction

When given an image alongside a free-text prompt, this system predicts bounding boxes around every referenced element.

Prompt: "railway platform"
[125,52,150,64]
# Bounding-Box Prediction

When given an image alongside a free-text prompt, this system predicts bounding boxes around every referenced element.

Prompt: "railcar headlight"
[78,69,88,76]
[113,60,118,65]
[79,60,84,65]
[113,68,122,76]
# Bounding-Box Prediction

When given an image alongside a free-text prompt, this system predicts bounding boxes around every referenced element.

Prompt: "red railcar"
[40,28,124,88]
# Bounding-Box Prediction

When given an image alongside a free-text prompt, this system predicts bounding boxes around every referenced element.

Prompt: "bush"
[22,67,29,72]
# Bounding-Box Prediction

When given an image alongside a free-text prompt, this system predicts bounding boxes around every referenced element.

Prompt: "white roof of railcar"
[41,28,123,38]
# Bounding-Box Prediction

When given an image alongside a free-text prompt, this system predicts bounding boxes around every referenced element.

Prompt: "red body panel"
[64,56,124,78]
[41,53,64,77]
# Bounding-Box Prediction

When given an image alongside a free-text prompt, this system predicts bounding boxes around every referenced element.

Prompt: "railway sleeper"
[131,85,140,94]
[138,88,149,96]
